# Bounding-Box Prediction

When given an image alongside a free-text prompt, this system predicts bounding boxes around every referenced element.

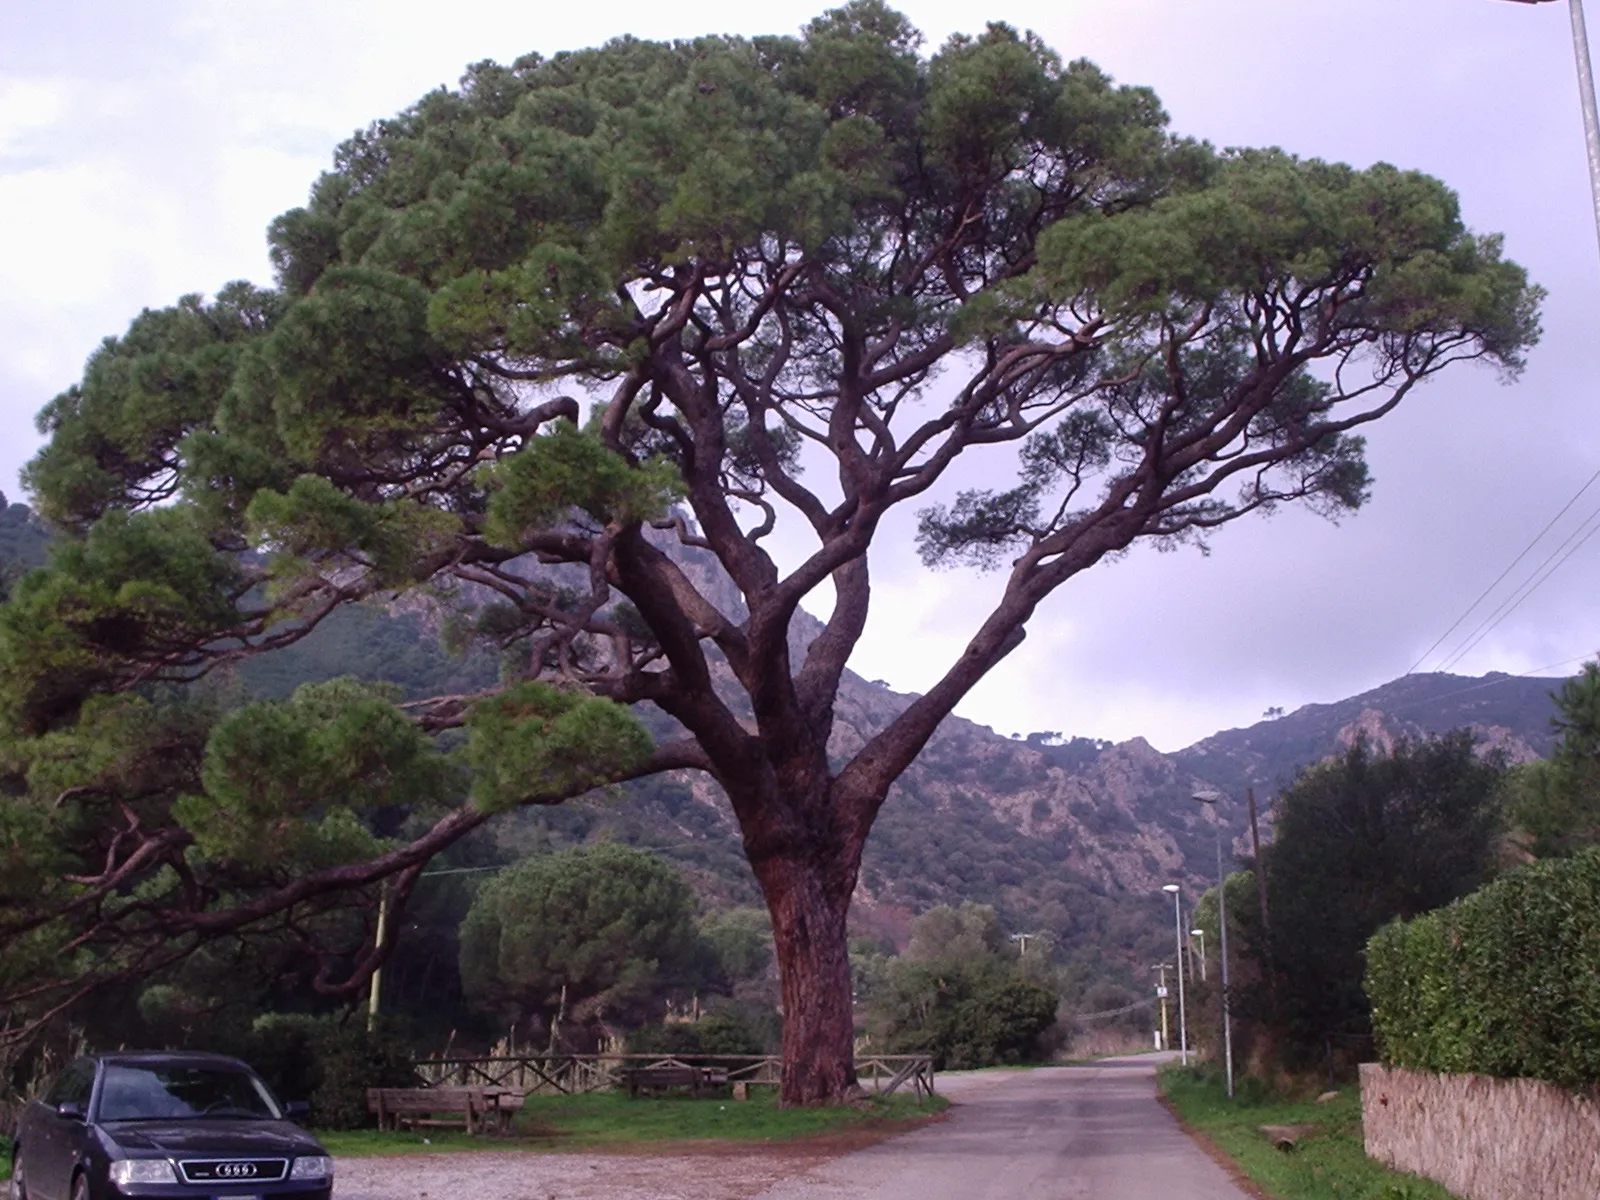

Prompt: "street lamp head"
[1192,788,1224,805]
[1190,928,1204,937]
[1162,883,1180,894]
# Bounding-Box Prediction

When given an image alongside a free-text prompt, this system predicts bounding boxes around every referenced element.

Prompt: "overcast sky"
[3,0,1598,751]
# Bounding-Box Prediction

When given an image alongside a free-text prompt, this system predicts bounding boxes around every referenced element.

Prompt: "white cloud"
[0,79,68,157]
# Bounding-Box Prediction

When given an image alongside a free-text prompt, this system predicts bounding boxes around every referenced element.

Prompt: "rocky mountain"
[1172,671,1553,801]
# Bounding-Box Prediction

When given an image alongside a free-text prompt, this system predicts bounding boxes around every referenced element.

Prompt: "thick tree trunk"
[756,846,860,1106]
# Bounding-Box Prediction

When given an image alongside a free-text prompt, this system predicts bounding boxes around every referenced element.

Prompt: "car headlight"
[109,1159,178,1185]
[289,1155,334,1180]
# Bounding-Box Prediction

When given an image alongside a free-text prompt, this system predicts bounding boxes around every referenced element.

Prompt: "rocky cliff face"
[602,581,1560,959]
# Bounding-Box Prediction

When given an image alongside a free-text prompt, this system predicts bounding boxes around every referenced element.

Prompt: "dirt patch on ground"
[333,1115,945,1200]
[335,1149,821,1200]
[578,1113,947,1158]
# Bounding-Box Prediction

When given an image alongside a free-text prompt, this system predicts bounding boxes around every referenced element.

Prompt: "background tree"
[699,906,776,994]
[869,903,1060,1067]
[0,495,49,603]
[458,843,704,1042]
[0,1,1539,1102]
[1243,732,1504,1066]
[1506,661,1600,856]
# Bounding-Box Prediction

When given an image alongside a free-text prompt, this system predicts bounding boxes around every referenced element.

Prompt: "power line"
[1408,465,1600,675]
[1436,502,1600,673]
[1410,651,1598,706]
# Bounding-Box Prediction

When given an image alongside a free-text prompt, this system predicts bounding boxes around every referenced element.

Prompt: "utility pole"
[367,885,388,1034]
[1154,963,1170,1051]
[1217,832,1235,1098]
[1499,0,1600,260]
[1193,789,1235,1099]
[1248,787,1271,959]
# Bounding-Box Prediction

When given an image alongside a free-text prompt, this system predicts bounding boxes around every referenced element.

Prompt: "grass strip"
[0,1091,942,1172]
[1158,1065,1460,1200]
[320,1088,945,1156]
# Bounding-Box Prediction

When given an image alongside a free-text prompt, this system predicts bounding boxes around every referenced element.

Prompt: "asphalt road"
[751,1056,1254,1200]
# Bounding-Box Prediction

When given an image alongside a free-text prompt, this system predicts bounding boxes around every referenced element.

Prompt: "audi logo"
[215,1162,260,1179]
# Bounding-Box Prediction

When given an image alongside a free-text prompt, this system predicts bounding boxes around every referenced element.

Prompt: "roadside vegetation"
[320,1090,945,1155]
[1158,1066,1459,1200]
[0,1091,941,1177]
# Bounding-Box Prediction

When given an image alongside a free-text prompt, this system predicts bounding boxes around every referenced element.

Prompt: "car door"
[29,1060,96,1200]
[12,1094,54,1200]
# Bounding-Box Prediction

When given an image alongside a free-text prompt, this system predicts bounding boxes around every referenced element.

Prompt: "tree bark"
[753,833,861,1106]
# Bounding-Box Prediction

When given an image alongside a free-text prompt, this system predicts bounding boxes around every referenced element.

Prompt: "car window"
[97,1064,280,1122]
[44,1060,95,1107]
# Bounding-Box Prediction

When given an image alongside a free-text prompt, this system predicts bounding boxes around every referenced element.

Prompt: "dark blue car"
[8,1052,333,1200]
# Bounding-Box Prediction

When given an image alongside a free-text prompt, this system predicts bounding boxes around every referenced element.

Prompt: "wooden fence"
[413,1053,935,1101]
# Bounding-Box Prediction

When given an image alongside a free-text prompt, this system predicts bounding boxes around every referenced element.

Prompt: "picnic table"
[367,1086,525,1134]
[619,1064,730,1098]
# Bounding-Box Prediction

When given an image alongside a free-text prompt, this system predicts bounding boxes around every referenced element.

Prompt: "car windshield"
[98,1064,282,1122]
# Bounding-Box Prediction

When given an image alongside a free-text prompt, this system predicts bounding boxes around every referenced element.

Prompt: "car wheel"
[70,1172,90,1200]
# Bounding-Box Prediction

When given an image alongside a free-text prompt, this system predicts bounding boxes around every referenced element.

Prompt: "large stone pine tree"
[2,3,1538,1102]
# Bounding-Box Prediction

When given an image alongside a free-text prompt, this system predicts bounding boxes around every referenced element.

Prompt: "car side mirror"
[55,1101,86,1121]
[284,1101,311,1123]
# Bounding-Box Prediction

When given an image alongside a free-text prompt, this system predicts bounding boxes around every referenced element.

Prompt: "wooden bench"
[619,1065,730,1098]
[367,1087,524,1134]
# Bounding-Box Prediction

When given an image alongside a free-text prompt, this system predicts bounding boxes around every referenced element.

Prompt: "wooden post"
[367,885,388,1035]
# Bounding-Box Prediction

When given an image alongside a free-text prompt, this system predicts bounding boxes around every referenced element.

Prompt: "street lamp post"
[1192,790,1234,1100]
[1191,928,1207,982]
[1162,884,1188,1065]
[1500,0,1600,260]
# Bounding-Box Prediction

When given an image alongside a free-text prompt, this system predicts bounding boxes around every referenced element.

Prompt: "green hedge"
[1365,846,1600,1088]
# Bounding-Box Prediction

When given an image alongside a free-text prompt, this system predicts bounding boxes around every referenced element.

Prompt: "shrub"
[949,979,1059,1066]
[882,960,1058,1069]
[627,1023,704,1056]
[1365,846,1600,1088]
[627,1008,766,1064]
[693,1010,763,1057]
[244,1015,416,1129]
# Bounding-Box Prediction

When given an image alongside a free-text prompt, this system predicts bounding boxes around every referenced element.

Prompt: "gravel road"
[333,1056,1249,1200]
[332,1146,836,1200]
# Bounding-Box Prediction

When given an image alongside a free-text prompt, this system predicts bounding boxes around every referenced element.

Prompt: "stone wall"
[1361,1062,1600,1200]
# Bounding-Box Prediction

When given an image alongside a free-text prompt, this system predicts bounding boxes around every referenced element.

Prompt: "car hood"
[104,1120,324,1157]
